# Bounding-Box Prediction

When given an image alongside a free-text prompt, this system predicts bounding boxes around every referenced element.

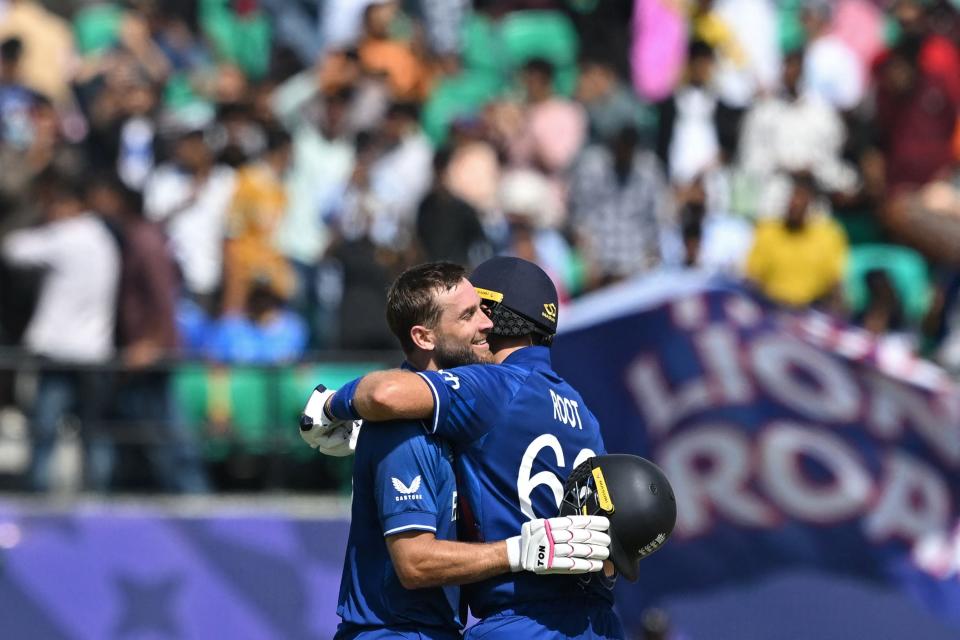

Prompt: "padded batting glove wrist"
[505,515,610,575]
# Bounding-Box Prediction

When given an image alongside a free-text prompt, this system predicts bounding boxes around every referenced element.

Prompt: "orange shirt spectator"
[357,1,431,101]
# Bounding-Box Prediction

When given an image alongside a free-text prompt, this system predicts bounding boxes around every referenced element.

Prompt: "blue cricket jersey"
[417,346,613,619]
[335,370,461,638]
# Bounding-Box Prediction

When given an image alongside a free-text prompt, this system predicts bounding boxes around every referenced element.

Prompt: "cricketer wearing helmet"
[309,258,624,639]
[302,262,611,640]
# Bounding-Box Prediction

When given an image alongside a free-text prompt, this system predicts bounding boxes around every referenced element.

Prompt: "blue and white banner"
[554,272,960,640]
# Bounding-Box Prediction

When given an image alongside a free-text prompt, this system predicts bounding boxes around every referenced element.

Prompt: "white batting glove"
[299,385,361,456]
[300,385,339,430]
[302,419,361,456]
[505,516,610,575]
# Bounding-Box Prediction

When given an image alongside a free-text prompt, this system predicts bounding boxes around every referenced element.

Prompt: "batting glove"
[299,385,361,456]
[300,417,361,456]
[505,515,610,575]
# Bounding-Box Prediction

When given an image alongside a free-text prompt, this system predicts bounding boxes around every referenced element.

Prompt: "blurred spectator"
[211,101,267,168]
[442,117,501,226]
[0,95,84,230]
[738,49,857,218]
[143,125,236,309]
[874,42,959,193]
[576,55,657,146]
[505,58,587,177]
[0,0,75,104]
[271,74,357,344]
[499,168,576,299]
[321,0,382,51]
[416,146,491,267]
[152,5,211,74]
[87,174,208,493]
[205,279,308,364]
[1,172,120,491]
[420,0,469,58]
[690,0,781,108]
[801,1,865,112]
[357,1,431,101]
[223,127,295,314]
[570,126,673,288]
[892,0,960,105]
[676,175,753,274]
[317,48,391,135]
[656,40,741,186]
[79,66,162,191]
[365,101,433,247]
[329,234,397,350]
[746,172,848,307]
[258,0,323,65]
[0,36,36,148]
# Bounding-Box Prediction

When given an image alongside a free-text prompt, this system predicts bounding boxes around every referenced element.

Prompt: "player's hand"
[300,417,361,456]
[299,385,360,455]
[505,515,610,575]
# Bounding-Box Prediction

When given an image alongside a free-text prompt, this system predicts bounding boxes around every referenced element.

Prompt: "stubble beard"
[433,334,493,369]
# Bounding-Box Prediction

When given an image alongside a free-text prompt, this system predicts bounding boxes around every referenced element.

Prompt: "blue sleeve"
[582,404,608,456]
[373,426,444,537]
[417,365,521,445]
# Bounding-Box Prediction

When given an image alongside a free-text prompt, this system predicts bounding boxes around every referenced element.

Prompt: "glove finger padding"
[551,528,611,546]
[548,515,610,532]
[507,515,611,574]
[553,542,610,561]
[305,420,362,456]
[541,557,604,574]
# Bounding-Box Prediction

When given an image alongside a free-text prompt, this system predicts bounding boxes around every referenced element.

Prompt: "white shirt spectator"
[270,72,356,264]
[739,89,857,216]
[321,0,378,50]
[741,91,857,178]
[669,87,721,185]
[712,0,781,107]
[803,35,865,111]
[2,214,120,362]
[143,165,236,296]
[697,212,755,274]
[368,131,433,246]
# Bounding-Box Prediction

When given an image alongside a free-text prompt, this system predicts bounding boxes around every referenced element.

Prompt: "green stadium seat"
[845,244,931,323]
[73,3,123,55]
[461,13,504,76]
[777,0,806,55]
[500,10,579,71]
[200,0,272,79]
[500,10,579,96]
[174,362,387,461]
[421,71,501,144]
[835,210,886,246]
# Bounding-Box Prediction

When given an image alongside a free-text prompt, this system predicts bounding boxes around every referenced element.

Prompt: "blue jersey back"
[418,346,612,618]
[336,418,461,636]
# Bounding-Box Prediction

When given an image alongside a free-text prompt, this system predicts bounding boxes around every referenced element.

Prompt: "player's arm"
[316,367,500,440]
[385,516,611,590]
[386,534,507,589]
[348,370,436,422]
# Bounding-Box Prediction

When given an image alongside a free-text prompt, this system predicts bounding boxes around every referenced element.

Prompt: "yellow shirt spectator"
[223,151,294,313]
[746,215,848,307]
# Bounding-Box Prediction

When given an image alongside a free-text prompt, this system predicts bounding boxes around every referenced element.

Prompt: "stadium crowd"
[0,0,958,495]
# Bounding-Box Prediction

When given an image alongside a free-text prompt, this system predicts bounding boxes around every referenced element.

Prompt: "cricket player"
[309,257,624,639]
[305,262,611,640]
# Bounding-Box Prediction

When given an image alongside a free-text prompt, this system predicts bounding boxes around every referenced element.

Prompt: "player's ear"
[410,325,436,352]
